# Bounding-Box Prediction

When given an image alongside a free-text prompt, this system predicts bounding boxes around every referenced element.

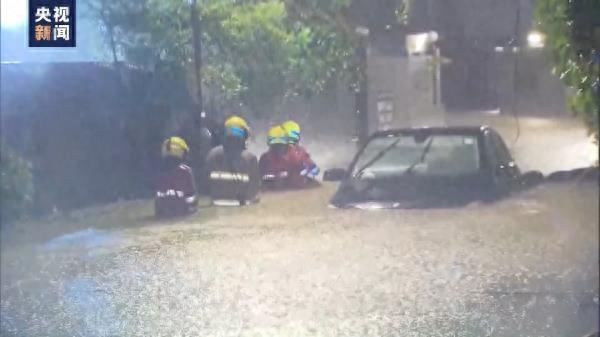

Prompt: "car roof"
[370,125,493,139]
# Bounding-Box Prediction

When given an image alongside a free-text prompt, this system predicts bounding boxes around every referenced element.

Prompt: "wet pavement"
[1,181,598,337]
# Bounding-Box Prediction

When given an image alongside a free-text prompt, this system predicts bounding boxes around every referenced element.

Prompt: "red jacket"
[155,161,198,217]
[259,147,315,189]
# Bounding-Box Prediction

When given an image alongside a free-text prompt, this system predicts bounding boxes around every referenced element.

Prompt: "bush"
[1,143,34,224]
[535,0,600,141]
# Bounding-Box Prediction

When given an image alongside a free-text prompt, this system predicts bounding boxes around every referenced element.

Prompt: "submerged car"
[324,126,543,209]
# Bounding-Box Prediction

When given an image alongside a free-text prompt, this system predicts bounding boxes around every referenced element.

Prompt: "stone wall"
[366,49,445,134]
[0,62,189,213]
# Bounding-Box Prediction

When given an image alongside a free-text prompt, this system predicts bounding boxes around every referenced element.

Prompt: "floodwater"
[1,113,598,336]
[1,181,598,337]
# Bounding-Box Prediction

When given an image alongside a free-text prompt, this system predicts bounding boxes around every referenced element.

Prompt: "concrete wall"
[367,49,445,134]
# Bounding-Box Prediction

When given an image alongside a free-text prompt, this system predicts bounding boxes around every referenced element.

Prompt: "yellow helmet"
[267,125,288,145]
[161,136,189,159]
[224,115,250,139]
[282,120,301,143]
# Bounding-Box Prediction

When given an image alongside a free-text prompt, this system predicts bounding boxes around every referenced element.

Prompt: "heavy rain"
[1,0,599,336]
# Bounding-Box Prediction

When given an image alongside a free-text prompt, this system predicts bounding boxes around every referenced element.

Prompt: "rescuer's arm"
[297,146,320,179]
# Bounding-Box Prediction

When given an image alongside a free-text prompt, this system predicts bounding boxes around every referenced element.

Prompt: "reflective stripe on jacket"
[205,145,260,204]
[155,162,198,217]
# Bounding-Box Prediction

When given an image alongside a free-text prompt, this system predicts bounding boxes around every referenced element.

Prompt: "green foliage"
[284,0,411,90]
[535,0,600,140]
[0,143,34,224]
[86,0,355,115]
[85,0,413,115]
[204,1,300,109]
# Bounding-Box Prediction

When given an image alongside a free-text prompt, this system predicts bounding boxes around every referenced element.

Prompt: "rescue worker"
[281,120,320,180]
[259,125,293,190]
[205,115,260,206]
[155,136,198,218]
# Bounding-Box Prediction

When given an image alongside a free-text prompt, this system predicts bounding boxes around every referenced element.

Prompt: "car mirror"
[519,170,544,188]
[323,168,347,182]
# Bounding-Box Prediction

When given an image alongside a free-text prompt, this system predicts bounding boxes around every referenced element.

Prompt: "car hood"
[330,175,491,209]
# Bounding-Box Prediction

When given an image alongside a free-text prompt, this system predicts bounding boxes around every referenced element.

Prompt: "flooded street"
[2,0,599,333]
[1,181,598,337]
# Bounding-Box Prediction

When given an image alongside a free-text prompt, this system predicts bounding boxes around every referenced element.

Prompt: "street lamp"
[406,31,438,55]
[527,30,545,49]
[355,26,370,37]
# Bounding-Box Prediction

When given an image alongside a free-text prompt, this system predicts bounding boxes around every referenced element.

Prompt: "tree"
[535,0,600,140]
[86,0,357,116]
[284,0,411,89]
[0,143,34,224]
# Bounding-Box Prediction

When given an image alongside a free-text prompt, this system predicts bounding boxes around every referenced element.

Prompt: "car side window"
[491,131,513,165]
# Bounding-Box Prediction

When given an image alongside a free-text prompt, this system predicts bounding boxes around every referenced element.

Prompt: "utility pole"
[190,0,204,124]
[511,0,521,140]
[356,43,369,147]
[189,0,214,190]
[355,27,370,147]
[511,0,521,114]
[595,50,600,104]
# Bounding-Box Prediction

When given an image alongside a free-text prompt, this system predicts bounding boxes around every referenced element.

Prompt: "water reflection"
[41,228,120,251]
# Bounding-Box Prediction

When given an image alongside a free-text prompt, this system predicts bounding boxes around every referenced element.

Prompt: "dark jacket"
[205,144,260,205]
[155,158,198,217]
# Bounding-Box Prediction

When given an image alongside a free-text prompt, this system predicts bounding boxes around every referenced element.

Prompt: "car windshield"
[352,134,480,178]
